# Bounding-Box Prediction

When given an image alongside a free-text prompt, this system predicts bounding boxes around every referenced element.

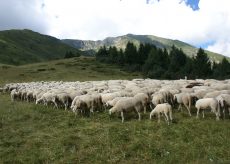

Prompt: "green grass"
[0,56,141,85]
[1,93,230,163]
[0,57,230,163]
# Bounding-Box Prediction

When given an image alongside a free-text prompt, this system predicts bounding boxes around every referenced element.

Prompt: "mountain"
[62,34,228,62]
[0,29,82,65]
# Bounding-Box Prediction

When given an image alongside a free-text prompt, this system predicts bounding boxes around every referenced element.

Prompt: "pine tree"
[124,42,137,64]
[193,48,212,78]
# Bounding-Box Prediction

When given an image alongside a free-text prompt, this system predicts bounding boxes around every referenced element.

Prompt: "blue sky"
[185,0,199,10]
[0,0,230,57]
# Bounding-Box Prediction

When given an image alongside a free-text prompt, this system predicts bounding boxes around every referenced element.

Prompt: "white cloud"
[0,0,230,57]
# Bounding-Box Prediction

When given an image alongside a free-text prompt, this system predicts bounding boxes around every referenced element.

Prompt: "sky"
[0,0,230,57]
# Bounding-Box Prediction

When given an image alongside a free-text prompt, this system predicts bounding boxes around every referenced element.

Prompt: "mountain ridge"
[62,34,227,62]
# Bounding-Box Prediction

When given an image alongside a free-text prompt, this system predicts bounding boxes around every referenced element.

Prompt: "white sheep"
[105,97,127,108]
[71,95,96,116]
[109,97,143,123]
[36,92,58,109]
[216,94,230,118]
[55,92,72,110]
[149,103,173,125]
[134,93,150,113]
[174,93,192,116]
[195,98,220,120]
[10,89,20,102]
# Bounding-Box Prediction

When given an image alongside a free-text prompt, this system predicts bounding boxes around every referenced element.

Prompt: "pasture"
[0,57,230,163]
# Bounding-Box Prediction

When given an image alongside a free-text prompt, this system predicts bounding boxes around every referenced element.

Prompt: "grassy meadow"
[0,57,230,163]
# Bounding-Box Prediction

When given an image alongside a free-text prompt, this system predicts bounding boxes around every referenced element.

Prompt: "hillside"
[62,34,227,62]
[0,56,141,85]
[0,29,82,65]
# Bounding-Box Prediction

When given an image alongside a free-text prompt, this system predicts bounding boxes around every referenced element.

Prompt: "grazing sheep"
[195,98,220,120]
[134,93,150,113]
[36,92,58,109]
[174,93,192,116]
[149,103,173,125]
[109,97,143,123]
[71,95,97,115]
[55,93,72,110]
[216,94,230,118]
[105,97,127,108]
[10,89,20,102]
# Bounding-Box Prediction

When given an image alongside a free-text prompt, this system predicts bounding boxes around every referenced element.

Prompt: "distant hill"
[0,29,82,65]
[62,34,228,62]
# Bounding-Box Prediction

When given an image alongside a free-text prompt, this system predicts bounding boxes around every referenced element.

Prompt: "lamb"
[195,98,220,120]
[149,103,173,125]
[109,97,143,123]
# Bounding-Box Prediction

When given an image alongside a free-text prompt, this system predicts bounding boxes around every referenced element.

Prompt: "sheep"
[195,98,220,120]
[105,97,127,108]
[151,93,166,107]
[36,92,58,108]
[109,97,143,123]
[26,90,34,102]
[174,93,192,116]
[204,90,230,98]
[216,94,230,118]
[55,92,72,110]
[10,89,20,102]
[71,95,97,116]
[90,93,103,112]
[134,93,150,113]
[149,103,173,125]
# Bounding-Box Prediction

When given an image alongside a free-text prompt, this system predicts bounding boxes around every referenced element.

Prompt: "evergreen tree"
[168,46,187,74]
[193,48,212,78]
[96,46,108,61]
[142,47,166,78]
[213,57,230,79]
[138,43,152,64]
[124,42,138,64]
[108,46,118,63]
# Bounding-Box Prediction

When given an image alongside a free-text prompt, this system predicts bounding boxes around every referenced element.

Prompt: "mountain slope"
[62,34,227,62]
[0,29,82,65]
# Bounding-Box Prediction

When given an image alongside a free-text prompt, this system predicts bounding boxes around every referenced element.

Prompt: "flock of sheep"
[1,78,230,124]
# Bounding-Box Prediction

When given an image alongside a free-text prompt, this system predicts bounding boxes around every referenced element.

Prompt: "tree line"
[96,42,230,79]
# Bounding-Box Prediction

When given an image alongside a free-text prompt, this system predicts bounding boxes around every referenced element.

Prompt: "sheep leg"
[164,112,169,125]
[137,112,141,121]
[178,104,182,111]
[196,108,200,119]
[215,112,220,121]
[223,108,225,119]
[157,114,161,123]
[121,111,124,123]
[202,109,205,118]
[185,105,192,116]
[144,106,146,114]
